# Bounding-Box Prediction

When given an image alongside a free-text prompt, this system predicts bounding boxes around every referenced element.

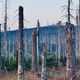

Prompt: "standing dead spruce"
[66,0,77,80]
[32,31,37,73]
[18,6,24,80]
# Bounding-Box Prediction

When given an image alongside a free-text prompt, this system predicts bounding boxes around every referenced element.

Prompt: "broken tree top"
[19,6,24,29]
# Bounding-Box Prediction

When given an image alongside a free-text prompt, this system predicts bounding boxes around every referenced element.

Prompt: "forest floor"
[0,67,80,80]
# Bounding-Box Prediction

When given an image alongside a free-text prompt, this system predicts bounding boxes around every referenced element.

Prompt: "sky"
[0,0,79,30]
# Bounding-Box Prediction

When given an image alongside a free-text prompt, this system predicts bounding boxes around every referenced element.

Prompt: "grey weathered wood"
[56,21,61,65]
[4,0,8,58]
[32,31,37,72]
[18,6,24,80]
[76,10,79,58]
[66,1,77,80]
[4,23,7,58]
[0,24,2,71]
[36,19,40,72]
[41,45,47,80]
[78,0,80,58]
[8,27,10,64]
[24,34,28,61]
[66,23,77,80]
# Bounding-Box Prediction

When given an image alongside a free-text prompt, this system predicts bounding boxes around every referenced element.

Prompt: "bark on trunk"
[32,32,37,73]
[66,23,77,80]
[41,45,47,80]
[36,19,40,72]
[66,0,77,79]
[18,6,24,80]
[56,21,61,65]
[0,24,2,71]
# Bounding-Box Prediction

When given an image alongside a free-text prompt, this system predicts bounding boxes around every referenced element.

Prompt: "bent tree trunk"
[18,6,24,80]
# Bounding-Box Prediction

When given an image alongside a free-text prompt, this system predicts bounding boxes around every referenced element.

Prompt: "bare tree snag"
[0,24,2,71]
[8,27,10,64]
[36,19,40,72]
[18,6,24,80]
[76,9,79,58]
[56,21,61,65]
[78,0,80,57]
[66,23,77,80]
[32,31,37,73]
[4,0,8,59]
[41,45,47,80]
[66,0,77,80]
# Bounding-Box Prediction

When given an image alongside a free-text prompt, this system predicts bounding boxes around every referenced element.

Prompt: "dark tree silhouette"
[18,6,24,80]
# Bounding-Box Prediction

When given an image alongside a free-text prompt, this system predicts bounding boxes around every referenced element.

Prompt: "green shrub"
[2,57,16,71]
[46,52,58,68]
[24,58,31,70]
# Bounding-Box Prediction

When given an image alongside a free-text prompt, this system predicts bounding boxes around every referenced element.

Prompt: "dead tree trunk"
[32,31,37,73]
[41,45,47,80]
[66,23,77,80]
[76,10,79,58]
[18,6,24,80]
[56,21,61,65]
[78,0,80,58]
[24,34,28,61]
[4,0,8,59]
[75,0,80,58]
[8,27,10,64]
[66,0,77,79]
[0,24,2,71]
[36,19,40,73]
[4,23,7,59]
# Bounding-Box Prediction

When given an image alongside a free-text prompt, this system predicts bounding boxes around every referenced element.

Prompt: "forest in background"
[0,0,80,80]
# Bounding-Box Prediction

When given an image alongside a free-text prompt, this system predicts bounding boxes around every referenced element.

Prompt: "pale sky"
[0,0,79,30]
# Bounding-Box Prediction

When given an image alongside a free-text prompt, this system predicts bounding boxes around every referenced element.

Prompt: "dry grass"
[0,71,40,80]
[0,68,80,80]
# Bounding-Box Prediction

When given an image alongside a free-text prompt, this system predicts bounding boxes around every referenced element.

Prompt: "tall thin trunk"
[41,45,47,80]
[8,27,10,64]
[79,0,80,28]
[36,19,40,72]
[45,28,47,51]
[56,21,61,65]
[66,0,77,79]
[47,34,50,53]
[32,31,37,72]
[0,24,2,71]
[68,0,71,24]
[24,34,27,61]
[66,23,77,80]
[4,0,8,59]
[4,23,7,58]
[18,6,24,80]
[76,9,79,58]
[12,35,15,60]
[78,0,80,57]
